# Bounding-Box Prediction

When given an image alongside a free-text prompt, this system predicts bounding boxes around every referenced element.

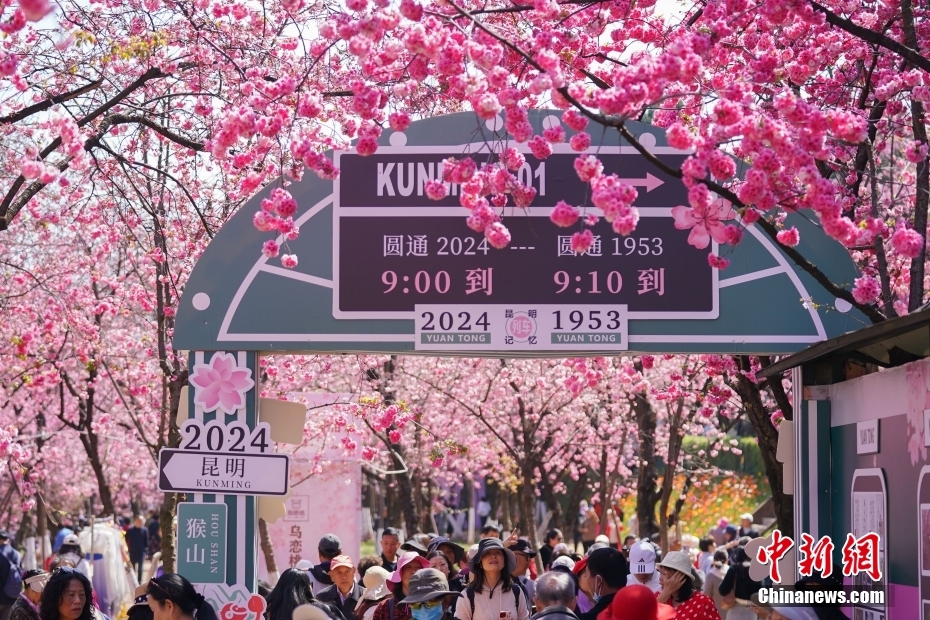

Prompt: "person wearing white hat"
[624,542,660,593]
[737,515,759,540]
[356,567,394,620]
[9,570,46,620]
[655,551,721,619]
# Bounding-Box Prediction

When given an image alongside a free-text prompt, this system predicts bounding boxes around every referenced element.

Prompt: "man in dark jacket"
[0,530,22,620]
[380,528,400,573]
[126,516,149,582]
[577,548,627,620]
[302,534,342,594]
[316,555,365,620]
[531,572,579,620]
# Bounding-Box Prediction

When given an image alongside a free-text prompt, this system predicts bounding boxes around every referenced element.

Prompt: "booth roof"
[758,305,930,381]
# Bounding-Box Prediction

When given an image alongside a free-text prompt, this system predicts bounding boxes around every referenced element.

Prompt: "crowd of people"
[263,524,837,620]
[0,560,214,620]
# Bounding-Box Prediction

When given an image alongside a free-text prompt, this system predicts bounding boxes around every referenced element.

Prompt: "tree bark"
[633,393,661,540]
[259,518,279,585]
[566,471,587,547]
[731,357,794,534]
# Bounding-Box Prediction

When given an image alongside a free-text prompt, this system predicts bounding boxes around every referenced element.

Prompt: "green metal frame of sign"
[173,111,867,355]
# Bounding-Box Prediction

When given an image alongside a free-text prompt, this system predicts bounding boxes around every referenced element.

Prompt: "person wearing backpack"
[454,538,529,620]
[0,530,23,620]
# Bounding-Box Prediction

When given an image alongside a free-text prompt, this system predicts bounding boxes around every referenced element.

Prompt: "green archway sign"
[174,110,866,355]
[169,110,866,602]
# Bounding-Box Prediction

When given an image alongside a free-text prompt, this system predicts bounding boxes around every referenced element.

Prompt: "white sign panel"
[414,304,628,351]
[857,419,880,455]
[158,449,290,495]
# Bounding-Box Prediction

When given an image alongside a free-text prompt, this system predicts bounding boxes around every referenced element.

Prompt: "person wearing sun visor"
[9,570,47,620]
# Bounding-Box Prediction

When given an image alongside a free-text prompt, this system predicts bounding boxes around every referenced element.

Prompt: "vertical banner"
[177,502,228,584]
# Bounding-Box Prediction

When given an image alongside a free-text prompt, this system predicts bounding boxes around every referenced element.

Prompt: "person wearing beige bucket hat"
[655,552,721,620]
[356,567,393,620]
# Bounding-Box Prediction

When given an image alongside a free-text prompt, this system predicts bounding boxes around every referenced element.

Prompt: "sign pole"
[183,351,261,602]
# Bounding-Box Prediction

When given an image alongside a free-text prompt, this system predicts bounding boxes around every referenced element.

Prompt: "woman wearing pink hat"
[373,552,431,620]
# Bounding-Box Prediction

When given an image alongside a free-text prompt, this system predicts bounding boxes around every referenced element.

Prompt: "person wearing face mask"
[402,569,460,620]
[454,538,530,620]
[9,570,46,620]
[145,574,220,620]
[576,548,627,620]
[373,552,431,620]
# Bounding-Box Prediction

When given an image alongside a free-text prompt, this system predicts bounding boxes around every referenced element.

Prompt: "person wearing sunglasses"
[403,569,460,620]
[9,570,47,620]
[146,574,218,620]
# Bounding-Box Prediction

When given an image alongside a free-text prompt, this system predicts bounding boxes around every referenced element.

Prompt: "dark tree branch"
[0,79,105,125]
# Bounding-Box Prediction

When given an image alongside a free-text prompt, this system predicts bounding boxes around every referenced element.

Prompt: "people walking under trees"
[454,538,530,620]
[655,552,721,620]
[381,530,401,573]
[355,567,392,620]
[38,568,96,620]
[539,531,563,572]
[402,569,461,620]
[265,569,318,620]
[125,517,148,584]
[717,547,762,620]
[702,550,730,619]
[145,574,219,620]
[373,552,430,620]
[9,570,47,620]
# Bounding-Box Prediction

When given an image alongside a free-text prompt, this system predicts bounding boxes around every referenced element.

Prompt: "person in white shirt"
[625,542,661,594]
[454,539,530,620]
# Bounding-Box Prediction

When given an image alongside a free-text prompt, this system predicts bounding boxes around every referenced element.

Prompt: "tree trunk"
[731,357,794,534]
[259,518,279,585]
[521,462,543,572]
[566,470,587,547]
[633,393,661,540]
[80,431,116,516]
[160,370,187,569]
[159,493,178,573]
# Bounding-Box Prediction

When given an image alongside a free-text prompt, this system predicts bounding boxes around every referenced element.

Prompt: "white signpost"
[158,449,290,496]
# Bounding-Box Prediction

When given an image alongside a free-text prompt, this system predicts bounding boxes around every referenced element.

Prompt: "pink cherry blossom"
[189,353,256,415]
[671,198,735,249]
[852,275,881,305]
[570,230,594,254]
[776,227,800,247]
[550,201,580,227]
[891,227,923,259]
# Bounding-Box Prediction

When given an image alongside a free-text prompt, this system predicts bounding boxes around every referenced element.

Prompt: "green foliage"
[681,435,766,477]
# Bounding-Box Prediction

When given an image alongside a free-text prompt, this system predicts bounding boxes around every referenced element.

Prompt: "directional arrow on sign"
[619,173,665,192]
[158,449,289,496]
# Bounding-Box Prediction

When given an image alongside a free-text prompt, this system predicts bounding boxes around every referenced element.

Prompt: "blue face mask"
[411,605,444,620]
[591,577,603,604]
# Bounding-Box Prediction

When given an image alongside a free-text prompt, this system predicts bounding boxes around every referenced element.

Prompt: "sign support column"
[185,351,260,604]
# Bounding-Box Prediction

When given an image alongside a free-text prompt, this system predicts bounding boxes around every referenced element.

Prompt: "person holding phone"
[454,539,530,620]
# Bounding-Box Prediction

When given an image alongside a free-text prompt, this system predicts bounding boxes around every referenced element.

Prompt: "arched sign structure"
[174,111,866,356]
[169,111,867,602]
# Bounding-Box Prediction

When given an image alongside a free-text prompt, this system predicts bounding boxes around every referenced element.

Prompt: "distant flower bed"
[618,473,768,541]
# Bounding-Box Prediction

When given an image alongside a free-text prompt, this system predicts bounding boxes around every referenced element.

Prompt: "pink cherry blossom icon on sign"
[189,352,255,415]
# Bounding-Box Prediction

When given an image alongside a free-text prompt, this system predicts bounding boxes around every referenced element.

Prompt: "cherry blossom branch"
[0,66,168,230]
[0,78,104,125]
[808,0,930,73]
